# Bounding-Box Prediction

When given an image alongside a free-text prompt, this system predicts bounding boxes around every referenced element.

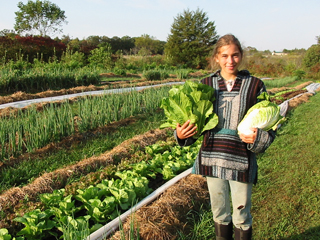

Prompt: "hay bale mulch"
[107,174,209,240]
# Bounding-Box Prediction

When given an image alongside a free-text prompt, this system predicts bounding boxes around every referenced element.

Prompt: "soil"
[270,89,308,105]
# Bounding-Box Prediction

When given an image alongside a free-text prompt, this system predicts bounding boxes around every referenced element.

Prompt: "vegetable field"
[0,77,319,240]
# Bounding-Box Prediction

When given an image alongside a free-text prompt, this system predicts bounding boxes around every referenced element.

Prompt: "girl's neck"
[220,70,238,80]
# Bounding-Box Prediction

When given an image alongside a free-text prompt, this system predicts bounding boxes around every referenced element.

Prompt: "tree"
[303,44,320,68]
[0,29,16,38]
[164,8,218,68]
[244,46,258,56]
[88,45,113,70]
[134,34,165,56]
[86,35,102,47]
[14,0,67,37]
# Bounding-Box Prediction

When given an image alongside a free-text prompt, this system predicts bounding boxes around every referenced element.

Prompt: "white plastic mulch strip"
[305,82,320,94]
[86,168,192,240]
[279,82,320,117]
[0,82,184,109]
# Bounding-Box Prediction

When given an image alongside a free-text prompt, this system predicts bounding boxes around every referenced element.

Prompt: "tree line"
[0,34,166,63]
[1,1,219,69]
[1,0,319,72]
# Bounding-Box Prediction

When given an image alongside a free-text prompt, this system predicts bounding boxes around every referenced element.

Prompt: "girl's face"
[215,44,242,79]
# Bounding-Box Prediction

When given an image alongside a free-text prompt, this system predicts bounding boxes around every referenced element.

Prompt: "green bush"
[60,48,86,70]
[143,62,157,71]
[303,44,320,68]
[125,63,138,71]
[142,70,161,80]
[88,45,113,70]
[113,67,127,76]
[0,65,101,93]
[159,70,169,80]
[292,69,306,80]
[176,69,190,80]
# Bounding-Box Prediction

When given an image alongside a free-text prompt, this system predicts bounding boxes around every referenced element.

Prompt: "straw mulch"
[286,84,320,111]
[288,92,314,110]
[0,128,169,212]
[293,81,315,90]
[267,81,314,95]
[0,85,98,104]
[107,174,209,240]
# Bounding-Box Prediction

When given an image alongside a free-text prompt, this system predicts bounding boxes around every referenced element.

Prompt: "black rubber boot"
[234,226,252,240]
[214,221,233,240]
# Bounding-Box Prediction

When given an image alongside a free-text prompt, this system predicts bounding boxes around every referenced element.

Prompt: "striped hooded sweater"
[175,70,276,183]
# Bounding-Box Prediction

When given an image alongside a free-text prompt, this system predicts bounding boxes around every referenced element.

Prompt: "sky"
[0,0,319,52]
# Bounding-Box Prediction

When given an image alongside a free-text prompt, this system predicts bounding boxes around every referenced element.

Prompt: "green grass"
[0,112,165,193]
[252,91,320,239]
[176,92,320,240]
[177,206,215,240]
[262,77,303,89]
[100,76,141,83]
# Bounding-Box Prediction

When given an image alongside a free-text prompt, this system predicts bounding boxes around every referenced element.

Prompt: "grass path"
[252,90,320,239]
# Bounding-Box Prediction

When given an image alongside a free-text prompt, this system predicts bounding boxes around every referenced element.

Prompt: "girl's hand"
[176,120,197,139]
[239,127,257,144]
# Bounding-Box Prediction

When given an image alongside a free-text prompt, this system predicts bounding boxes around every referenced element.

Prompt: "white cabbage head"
[237,100,285,135]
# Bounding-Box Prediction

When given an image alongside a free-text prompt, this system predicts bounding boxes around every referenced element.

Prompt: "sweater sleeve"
[174,130,198,147]
[247,128,276,153]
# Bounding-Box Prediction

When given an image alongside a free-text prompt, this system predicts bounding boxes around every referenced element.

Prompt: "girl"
[175,34,276,240]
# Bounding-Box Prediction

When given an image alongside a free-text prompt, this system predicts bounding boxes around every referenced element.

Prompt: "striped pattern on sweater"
[192,70,266,183]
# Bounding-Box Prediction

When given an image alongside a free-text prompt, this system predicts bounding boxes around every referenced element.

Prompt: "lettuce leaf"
[160,80,218,138]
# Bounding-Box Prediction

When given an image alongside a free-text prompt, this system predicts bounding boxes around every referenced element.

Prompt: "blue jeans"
[206,176,253,230]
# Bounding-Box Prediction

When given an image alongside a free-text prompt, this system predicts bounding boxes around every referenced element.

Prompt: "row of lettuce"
[0,139,201,240]
[0,85,173,162]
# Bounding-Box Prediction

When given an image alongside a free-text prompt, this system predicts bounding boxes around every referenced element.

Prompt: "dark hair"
[210,34,243,70]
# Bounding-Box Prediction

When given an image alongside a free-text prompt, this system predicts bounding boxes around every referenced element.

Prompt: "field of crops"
[0,76,319,240]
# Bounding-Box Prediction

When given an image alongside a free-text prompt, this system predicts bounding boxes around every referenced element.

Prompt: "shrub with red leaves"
[0,35,66,63]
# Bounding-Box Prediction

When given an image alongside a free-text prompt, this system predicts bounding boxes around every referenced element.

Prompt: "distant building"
[272,51,288,56]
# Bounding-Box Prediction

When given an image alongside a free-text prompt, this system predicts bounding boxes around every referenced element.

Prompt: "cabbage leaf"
[160,81,218,139]
[237,96,286,135]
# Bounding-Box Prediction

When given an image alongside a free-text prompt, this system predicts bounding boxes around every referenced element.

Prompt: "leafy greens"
[160,80,219,138]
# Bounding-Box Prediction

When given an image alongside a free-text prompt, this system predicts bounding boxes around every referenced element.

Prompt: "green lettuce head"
[160,81,219,139]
